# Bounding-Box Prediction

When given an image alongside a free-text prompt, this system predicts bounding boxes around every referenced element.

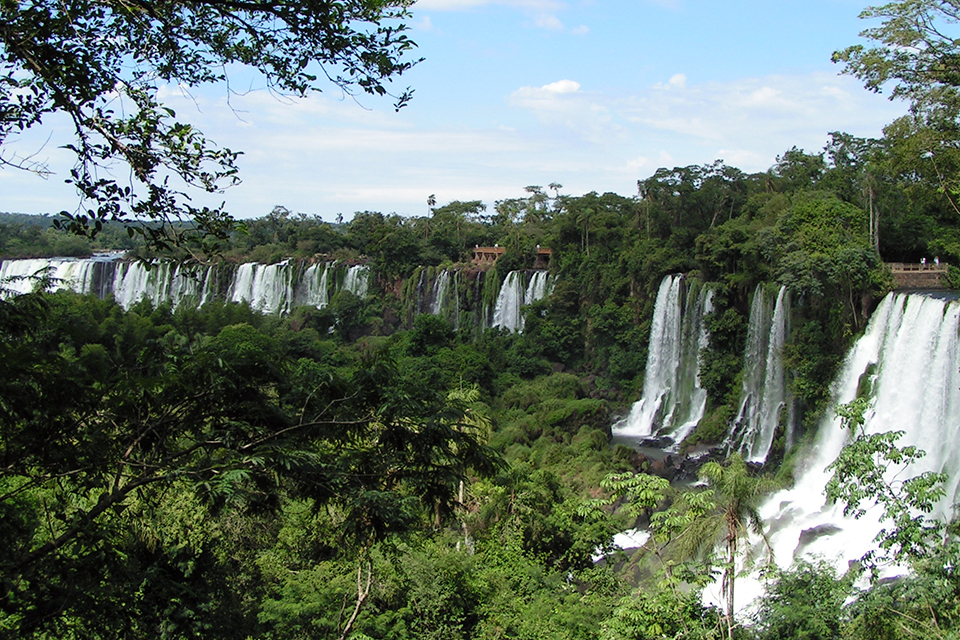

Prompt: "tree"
[1,0,419,254]
[695,455,776,639]
[834,1,960,231]
[825,398,948,569]
[0,291,501,634]
[751,560,849,640]
[833,1,960,118]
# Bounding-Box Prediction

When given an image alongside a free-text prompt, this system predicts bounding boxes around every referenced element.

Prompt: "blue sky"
[1,0,909,221]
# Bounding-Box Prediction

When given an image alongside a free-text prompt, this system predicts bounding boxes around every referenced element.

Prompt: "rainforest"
[4,0,960,638]
[3,129,960,638]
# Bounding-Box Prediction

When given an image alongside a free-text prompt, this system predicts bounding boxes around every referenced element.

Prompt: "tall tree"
[697,455,776,639]
[1,0,419,253]
[833,1,960,117]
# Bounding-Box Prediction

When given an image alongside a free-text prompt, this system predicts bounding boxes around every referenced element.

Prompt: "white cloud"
[544,79,580,94]
[652,73,687,90]
[510,79,625,144]
[510,80,579,107]
[535,13,565,30]
[570,24,589,35]
[619,71,906,169]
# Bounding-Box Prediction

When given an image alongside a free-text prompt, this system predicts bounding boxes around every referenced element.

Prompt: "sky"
[1,0,910,221]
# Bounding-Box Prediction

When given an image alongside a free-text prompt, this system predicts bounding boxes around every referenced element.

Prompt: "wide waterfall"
[1,257,553,335]
[613,274,713,447]
[229,262,297,314]
[491,270,553,333]
[0,254,118,297]
[725,285,791,463]
[114,261,215,310]
[0,255,352,313]
[716,291,960,613]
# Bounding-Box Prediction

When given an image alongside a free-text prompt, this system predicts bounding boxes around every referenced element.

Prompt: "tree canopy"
[0,0,419,253]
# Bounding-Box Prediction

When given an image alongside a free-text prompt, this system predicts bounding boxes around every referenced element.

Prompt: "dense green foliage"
[4,0,960,637]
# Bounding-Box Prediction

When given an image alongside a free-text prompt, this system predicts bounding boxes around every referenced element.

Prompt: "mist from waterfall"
[613,274,713,447]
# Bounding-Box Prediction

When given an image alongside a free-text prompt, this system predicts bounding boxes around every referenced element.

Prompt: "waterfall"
[613,275,713,446]
[0,257,545,333]
[430,270,462,330]
[431,270,449,316]
[525,270,552,304]
[300,262,331,308]
[720,292,960,613]
[113,261,212,310]
[491,271,524,332]
[229,261,295,314]
[490,270,551,333]
[343,265,369,298]
[726,285,791,463]
[0,257,103,296]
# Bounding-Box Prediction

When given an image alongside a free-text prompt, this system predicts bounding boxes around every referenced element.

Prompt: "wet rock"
[794,523,843,556]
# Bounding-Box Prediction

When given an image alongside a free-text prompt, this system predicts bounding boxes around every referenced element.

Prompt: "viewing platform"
[471,246,552,268]
[886,262,951,289]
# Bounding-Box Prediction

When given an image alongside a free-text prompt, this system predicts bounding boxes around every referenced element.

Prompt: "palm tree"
[698,453,776,639]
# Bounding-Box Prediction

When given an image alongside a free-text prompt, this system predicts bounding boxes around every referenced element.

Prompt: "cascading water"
[229,261,296,314]
[343,265,369,298]
[613,275,713,447]
[430,270,449,316]
[1,257,548,334]
[492,271,524,332]
[525,270,552,304]
[491,270,553,333]
[0,257,105,297]
[301,262,331,308]
[113,261,213,310]
[717,292,960,614]
[726,285,791,463]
